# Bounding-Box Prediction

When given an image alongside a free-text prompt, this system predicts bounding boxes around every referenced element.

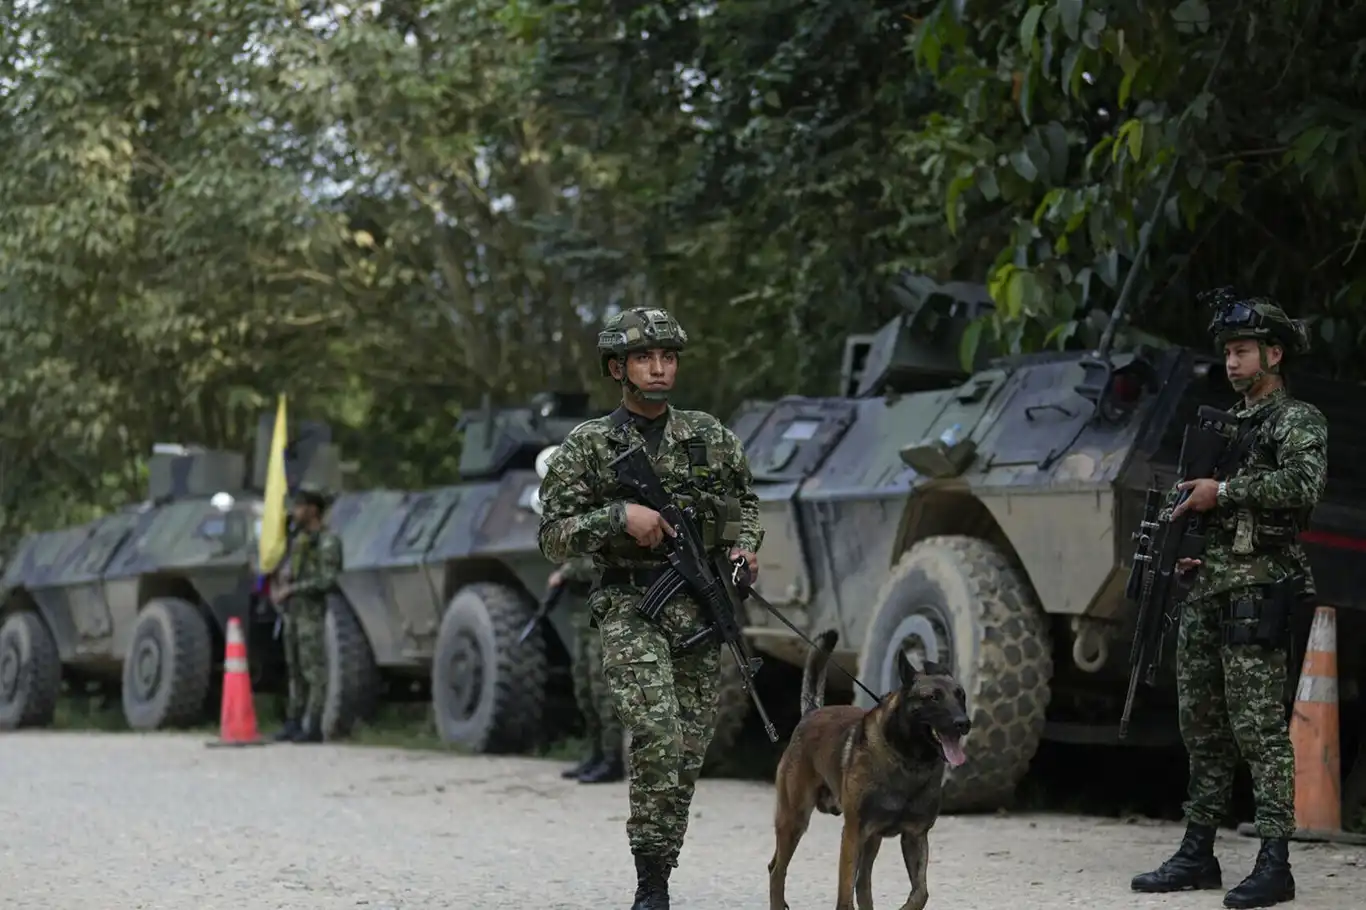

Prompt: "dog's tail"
[800,629,840,716]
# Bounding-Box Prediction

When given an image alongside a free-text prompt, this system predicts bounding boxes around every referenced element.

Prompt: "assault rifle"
[607,442,780,743]
[517,583,568,646]
[1119,404,1255,739]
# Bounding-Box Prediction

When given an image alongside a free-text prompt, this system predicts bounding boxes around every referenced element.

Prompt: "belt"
[599,566,671,589]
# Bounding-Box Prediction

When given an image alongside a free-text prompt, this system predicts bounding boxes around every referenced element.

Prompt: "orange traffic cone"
[1238,606,1366,844]
[205,617,265,748]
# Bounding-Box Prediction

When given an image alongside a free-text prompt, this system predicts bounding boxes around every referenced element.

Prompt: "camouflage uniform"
[560,554,626,783]
[537,307,763,910]
[281,484,343,743]
[1134,291,1326,909]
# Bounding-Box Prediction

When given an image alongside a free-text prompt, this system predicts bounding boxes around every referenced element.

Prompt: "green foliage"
[913,0,1366,363]
[2,0,1364,546]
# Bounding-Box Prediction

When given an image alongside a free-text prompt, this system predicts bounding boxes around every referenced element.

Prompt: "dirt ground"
[1,732,1361,909]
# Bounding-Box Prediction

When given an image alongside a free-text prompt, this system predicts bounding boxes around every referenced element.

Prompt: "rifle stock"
[1119,406,1242,739]
[608,443,780,743]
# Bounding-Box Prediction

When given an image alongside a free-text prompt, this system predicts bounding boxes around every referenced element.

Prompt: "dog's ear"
[896,650,918,689]
[922,659,950,677]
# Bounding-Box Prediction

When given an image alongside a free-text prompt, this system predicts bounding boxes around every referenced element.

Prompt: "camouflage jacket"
[285,527,343,605]
[1178,387,1328,601]
[537,406,764,571]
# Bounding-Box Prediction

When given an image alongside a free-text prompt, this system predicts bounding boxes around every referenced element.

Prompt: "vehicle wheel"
[121,597,213,730]
[857,535,1052,811]
[432,582,546,753]
[0,611,62,729]
[702,654,750,773]
[323,595,380,740]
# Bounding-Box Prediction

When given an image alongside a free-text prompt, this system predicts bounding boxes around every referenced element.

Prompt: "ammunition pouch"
[674,494,742,551]
[1221,579,1302,649]
[1254,524,1299,548]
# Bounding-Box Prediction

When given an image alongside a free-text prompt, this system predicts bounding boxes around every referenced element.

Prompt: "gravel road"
[1,732,1361,909]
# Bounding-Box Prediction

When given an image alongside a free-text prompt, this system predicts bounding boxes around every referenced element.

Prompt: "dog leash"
[730,560,884,704]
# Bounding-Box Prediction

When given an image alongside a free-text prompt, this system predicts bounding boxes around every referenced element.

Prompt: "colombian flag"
[257,394,290,584]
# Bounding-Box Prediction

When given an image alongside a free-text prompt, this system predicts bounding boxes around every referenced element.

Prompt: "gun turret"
[250,412,343,494]
[457,391,593,481]
[840,273,996,398]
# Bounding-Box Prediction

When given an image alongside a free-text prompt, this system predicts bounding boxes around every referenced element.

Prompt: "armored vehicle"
[0,417,341,732]
[326,392,751,764]
[724,275,1366,811]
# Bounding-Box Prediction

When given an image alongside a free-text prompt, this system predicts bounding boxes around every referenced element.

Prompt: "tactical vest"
[1218,400,1311,554]
[604,406,743,555]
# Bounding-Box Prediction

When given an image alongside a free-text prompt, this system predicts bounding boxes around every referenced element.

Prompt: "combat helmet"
[1201,287,1311,392]
[597,307,688,402]
[1202,287,1310,355]
[292,481,335,511]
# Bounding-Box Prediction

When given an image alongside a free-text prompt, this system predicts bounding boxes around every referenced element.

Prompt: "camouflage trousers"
[594,587,722,867]
[570,601,624,758]
[1177,589,1295,837]
[283,599,328,721]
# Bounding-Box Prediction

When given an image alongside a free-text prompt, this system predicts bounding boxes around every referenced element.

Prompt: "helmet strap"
[1232,342,1281,394]
[609,352,675,404]
[622,375,670,404]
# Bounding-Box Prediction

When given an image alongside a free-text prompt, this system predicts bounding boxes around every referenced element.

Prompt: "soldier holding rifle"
[1131,290,1326,909]
[537,307,763,910]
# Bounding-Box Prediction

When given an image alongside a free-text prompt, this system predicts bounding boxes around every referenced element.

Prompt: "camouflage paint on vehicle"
[0,416,341,732]
[725,274,1366,813]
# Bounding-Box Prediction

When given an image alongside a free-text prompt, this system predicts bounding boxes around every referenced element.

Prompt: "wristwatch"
[1216,480,1228,505]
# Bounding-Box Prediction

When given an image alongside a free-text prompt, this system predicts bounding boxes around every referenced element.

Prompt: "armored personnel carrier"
[725,275,1366,811]
[0,417,341,732]
[326,392,751,764]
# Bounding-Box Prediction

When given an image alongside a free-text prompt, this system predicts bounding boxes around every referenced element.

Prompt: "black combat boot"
[273,717,301,742]
[578,752,625,784]
[1131,822,1223,892]
[629,853,670,910]
[295,712,324,744]
[1223,838,1294,908]
[562,750,603,780]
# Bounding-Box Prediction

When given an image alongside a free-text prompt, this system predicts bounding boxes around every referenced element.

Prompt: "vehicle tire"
[0,611,62,730]
[702,654,750,773]
[323,594,380,740]
[432,582,546,753]
[857,535,1052,811]
[121,597,214,730]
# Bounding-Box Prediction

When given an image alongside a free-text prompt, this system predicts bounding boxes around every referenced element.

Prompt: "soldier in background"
[270,482,343,744]
[557,554,626,784]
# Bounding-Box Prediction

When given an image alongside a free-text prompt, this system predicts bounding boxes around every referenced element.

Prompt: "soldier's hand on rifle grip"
[1177,557,1203,575]
[1172,478,1220,518]
[624,503,676,548]
[730,548,758,582]
[546,568,565,593]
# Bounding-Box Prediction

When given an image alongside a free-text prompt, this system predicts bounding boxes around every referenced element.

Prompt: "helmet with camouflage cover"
[597,307,689,402]
[1202,287,1310,355]
[1201,286,1310,391]
[292,481,335,511]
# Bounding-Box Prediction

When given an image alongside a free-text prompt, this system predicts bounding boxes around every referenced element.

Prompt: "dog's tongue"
[939,734,967,768]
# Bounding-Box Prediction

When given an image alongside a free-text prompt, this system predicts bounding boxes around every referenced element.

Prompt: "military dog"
[767,630,970,910]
